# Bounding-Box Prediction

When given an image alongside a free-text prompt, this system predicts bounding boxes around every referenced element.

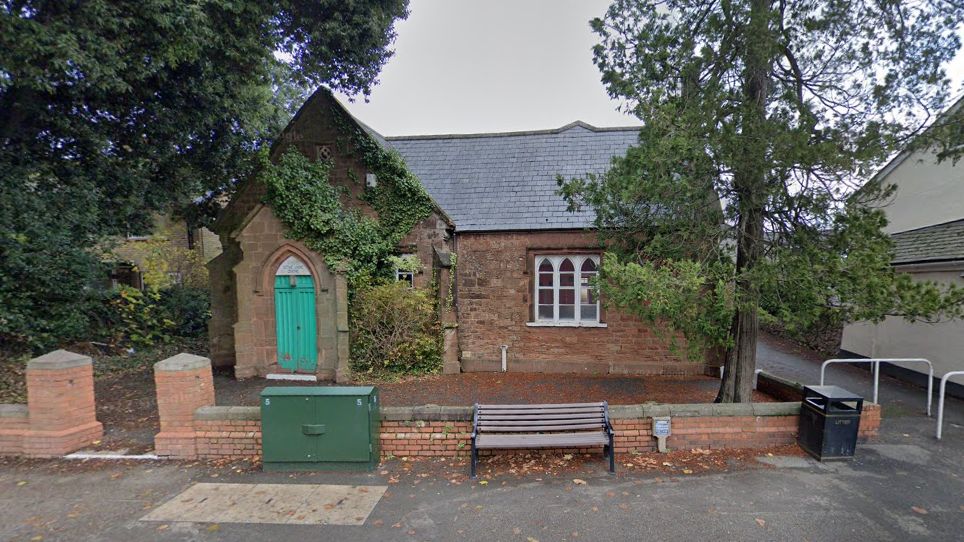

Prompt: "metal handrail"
[820,358,933,416]
[936,371,964,440]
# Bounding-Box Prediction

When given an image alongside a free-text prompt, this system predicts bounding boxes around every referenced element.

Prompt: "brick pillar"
[154,353,215,459]
[23,350,103,457]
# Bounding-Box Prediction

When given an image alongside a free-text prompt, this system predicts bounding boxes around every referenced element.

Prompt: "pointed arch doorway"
[274,255,317,372]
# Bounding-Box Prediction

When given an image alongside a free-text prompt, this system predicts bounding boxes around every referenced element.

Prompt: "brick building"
[209,88,707,380]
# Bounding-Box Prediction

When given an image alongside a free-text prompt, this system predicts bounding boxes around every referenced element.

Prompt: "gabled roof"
[891,218,964,265]
[385,122,640,231]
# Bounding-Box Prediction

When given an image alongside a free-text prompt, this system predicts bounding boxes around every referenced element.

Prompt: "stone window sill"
[526,321,608,328]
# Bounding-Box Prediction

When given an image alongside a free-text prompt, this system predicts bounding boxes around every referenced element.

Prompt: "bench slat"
[478,402,605,409]
[478,424,606,432]
[479,419,605,427]
[476,432,609,448]
[479,411,604,420]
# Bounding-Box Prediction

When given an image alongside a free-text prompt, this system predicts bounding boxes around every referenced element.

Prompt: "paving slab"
[140,483,386,526]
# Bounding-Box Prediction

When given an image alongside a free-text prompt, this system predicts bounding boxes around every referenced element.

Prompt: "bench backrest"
[474,402,609,434]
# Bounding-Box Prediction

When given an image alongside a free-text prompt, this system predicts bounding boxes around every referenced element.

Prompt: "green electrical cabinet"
[260,386,380,471]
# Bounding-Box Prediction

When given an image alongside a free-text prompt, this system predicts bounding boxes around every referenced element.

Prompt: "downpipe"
[500,344,508,372]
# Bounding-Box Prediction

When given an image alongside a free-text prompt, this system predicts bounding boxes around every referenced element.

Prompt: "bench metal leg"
[470,439,478,479]
[608,434,615,474]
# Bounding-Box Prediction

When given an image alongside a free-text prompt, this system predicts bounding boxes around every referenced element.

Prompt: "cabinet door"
[262,395,317,463]
[315,396,371,462]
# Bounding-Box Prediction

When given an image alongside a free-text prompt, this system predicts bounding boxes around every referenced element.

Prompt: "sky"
[337,0,964,137]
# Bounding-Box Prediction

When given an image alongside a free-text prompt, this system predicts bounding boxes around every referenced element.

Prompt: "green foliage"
[563,0,964,401]
[0,0,409,351]
[599,253,734,359]
[97,285,210,349]
[155,286,211,338]
[349,282,442,377]
[103,286,174,349]
[261,145,433,285]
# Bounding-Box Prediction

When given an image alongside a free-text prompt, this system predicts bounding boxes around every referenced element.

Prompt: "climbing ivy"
[261,111,435,287]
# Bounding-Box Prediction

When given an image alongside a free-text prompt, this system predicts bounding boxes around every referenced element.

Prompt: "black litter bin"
[797,385,863,461]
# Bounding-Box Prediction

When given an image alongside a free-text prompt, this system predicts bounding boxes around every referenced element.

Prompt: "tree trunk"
[716,0,771,403]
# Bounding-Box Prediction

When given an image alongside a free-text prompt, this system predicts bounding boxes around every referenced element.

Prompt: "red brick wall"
[455,231,701,375]
[154,404,881,461]
[195,418,261,459]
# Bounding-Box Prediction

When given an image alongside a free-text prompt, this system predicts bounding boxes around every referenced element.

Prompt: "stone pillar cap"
[27,349,91,371]
[154,353,211,372]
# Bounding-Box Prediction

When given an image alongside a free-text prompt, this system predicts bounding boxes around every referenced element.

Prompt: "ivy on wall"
[261,112,434,286]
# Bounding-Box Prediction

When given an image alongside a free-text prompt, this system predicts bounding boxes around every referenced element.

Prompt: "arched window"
[558,258,575,320]
[580,258,598,321]
[537,258,554,320]
[532,254,601,324]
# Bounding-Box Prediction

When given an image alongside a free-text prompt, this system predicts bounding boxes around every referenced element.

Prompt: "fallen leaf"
[156,525,169,531]
[682,469,693,474]
[755,518,766,527]
[513,527,522,535]
[911,506,928,515]
[91,440,101,445]
[572,479,587,485]
[207,524,221,532]
[30,536,43,541]
[17,481,27,486]
[526,538,540,542]
[478,480,488,485]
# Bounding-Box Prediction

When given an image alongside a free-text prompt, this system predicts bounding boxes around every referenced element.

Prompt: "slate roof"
[383,121,640,232]
[891,219,964,265]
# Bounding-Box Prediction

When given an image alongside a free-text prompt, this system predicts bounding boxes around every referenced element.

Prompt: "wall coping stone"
[27,349,91,371]
[195,406,260,421]
[155,353,211,372]
[758,370,805,391]
[0,404,29,418]
[380,402,802,422]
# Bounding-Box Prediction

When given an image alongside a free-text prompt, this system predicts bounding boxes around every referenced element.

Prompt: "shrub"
[350,282,442,376]
[95,285,210,349]
[156,286,211,338]
[102,286,174,348]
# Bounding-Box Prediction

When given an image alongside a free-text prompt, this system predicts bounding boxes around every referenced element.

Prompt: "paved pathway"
[757,332,964,426]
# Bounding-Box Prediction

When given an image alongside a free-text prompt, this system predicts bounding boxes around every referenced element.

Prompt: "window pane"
[538,259,553,273]
[538,288,553,305]
[559,288,575,304]
[581,258,597,272]
[560,258,574,272]
[538,305,553,319]
[581,305,597,321]
[580,283,596,304]
[539,271,553,287]
[559,305,575,319]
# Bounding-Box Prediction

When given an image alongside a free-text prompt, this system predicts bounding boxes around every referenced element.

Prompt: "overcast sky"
[337,0,964,137]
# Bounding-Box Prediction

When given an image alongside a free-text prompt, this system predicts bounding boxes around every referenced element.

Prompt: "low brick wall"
[166,401,880,461]
[153,357,880,461]
[194,407,261,459]
[0,350,103,458]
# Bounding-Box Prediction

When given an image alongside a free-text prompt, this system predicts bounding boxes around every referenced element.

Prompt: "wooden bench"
[470,402,615,478]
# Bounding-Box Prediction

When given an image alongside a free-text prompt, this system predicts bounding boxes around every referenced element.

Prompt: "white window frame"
[395,253,416,287]
[528,254,606,328]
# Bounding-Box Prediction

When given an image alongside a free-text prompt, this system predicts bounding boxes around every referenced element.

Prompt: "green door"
[274,275,317,372]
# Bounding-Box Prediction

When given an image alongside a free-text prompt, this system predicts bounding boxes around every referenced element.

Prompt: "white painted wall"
[871,147,964,234]
[841,267,964,378]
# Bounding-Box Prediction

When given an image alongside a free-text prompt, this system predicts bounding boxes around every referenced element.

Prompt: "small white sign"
[653,417,672,437]
[276,256,311,276]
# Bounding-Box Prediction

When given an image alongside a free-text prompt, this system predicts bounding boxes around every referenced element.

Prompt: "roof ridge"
[385,121,640,141]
